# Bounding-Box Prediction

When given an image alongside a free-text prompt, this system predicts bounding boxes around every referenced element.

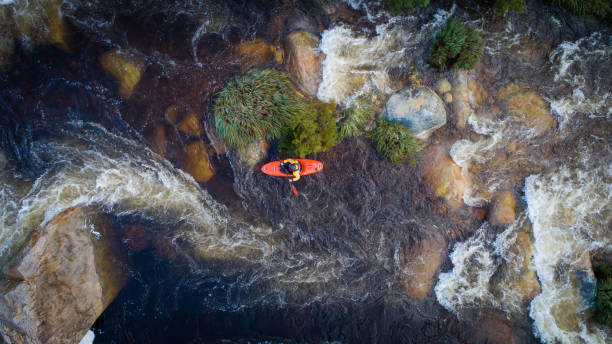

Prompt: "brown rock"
[401,237,447,299]
[490,191,516,225]
[421,145,467,210]
[178,112,203,137]
[145,124,167,157]
[235,139,269,168]
[120,225,151,252]
[434,78,451,94]
[497,84,556,135]
[181,141,214,182]
[45,1,70,52]
[234,38,274,70]
[470,312,517,344]
[451,70,470,129]
[165,105,181,124]
[100,49,146,99]
[284,30,322,97]
[0,206,129,344]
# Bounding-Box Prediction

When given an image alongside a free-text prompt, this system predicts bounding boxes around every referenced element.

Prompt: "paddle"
[290,183,299,197]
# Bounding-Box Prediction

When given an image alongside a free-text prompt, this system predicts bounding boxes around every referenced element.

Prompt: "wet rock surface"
[284,30,323,97]
[385,87,447,140]
[0,206,129,344]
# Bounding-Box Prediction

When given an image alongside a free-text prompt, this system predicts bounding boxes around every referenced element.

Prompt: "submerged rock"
[0,206,129,344]
[178,112,203,137]
[235,139,269,168]
[421,145,467,209]
[401,236,447,299]
[145,124,167,157]
[100,49,146,99]
[451,71,470,129]
[434,78,451,94]
[181,140,214,183]
[234,38,274,70]
[385,87,447,140]
[284,30,323,97]
[497,83,556,135]
[490,191,516,225]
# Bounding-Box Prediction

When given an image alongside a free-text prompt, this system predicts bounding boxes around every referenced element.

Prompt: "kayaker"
[281,158,301,182]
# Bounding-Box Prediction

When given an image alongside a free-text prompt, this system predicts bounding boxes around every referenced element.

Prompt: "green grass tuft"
[553,0,612,19]
[494,0,527,13]
[339,99,375,138]
[369,120,423,163]
[213,69,307,147]
[594,264,612,327]
[429,19,484,70]
[385,0,430,14]
[280,101,338,158]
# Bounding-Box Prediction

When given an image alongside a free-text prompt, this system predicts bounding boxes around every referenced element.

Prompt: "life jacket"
[281,159,301,181]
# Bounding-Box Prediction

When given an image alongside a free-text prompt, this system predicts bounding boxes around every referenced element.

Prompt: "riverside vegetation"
[214,69,422,163]
[428,19,484,70]
[594,265,612,327]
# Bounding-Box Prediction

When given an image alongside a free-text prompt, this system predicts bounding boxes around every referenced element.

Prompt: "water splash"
[317,7,453,107]
[548,32,612,127]
[526,165,611,344]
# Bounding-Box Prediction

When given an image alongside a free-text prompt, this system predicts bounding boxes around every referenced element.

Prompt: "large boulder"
[421,145,467,209]
[401,236,447,299]
[0,206,129,344]
[284,31,323,97]
[385,87,447,140]
[497,83,556,135]
[100,49,146,99]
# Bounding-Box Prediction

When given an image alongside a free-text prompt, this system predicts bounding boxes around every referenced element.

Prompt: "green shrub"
[429,19,484,70]
[494,0,526,12]
[385,0,430,14]
[339,99,375,138]
[280,101,338,158]
[594,264,612,327]
[553,0,612,20]
[213,69,306,147]
[369,120,423,163]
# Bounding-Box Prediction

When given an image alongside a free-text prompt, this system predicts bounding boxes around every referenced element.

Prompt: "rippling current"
[0,0,611,343]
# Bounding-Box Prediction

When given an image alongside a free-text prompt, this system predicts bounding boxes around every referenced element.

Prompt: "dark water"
[1,0,609,343]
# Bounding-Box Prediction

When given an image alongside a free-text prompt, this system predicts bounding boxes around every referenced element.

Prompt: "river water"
[0,0,610,343]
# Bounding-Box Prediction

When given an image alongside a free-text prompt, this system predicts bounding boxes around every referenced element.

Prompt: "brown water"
[0,0,610,343]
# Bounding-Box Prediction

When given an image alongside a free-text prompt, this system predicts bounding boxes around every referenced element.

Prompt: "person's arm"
[292,170,300,182]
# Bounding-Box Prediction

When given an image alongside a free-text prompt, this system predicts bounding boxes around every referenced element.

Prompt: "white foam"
[435,224,498,313]
[317,8,452,108]
[78,330,95,344]
[526,165,611,344]
[548,32,612,127]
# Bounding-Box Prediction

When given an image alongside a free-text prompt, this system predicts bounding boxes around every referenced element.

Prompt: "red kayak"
[261,159,323,178]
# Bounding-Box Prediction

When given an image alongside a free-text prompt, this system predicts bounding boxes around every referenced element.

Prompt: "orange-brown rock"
[100,49,146,99]
[284,30,322,97]
[401,237,447,299]
[178,112,203,137]
[181,140,214,182]
[421,145,467,210]
[120,224,151,252]
[146,124,167,157]
[0,206,129,344]
[45,1,70,52]
[490,191,516,225]
[234,38,274,70]
[497,83,556,135]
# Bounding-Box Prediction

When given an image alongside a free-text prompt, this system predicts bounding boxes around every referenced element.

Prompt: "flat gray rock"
[385,87,447,140]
